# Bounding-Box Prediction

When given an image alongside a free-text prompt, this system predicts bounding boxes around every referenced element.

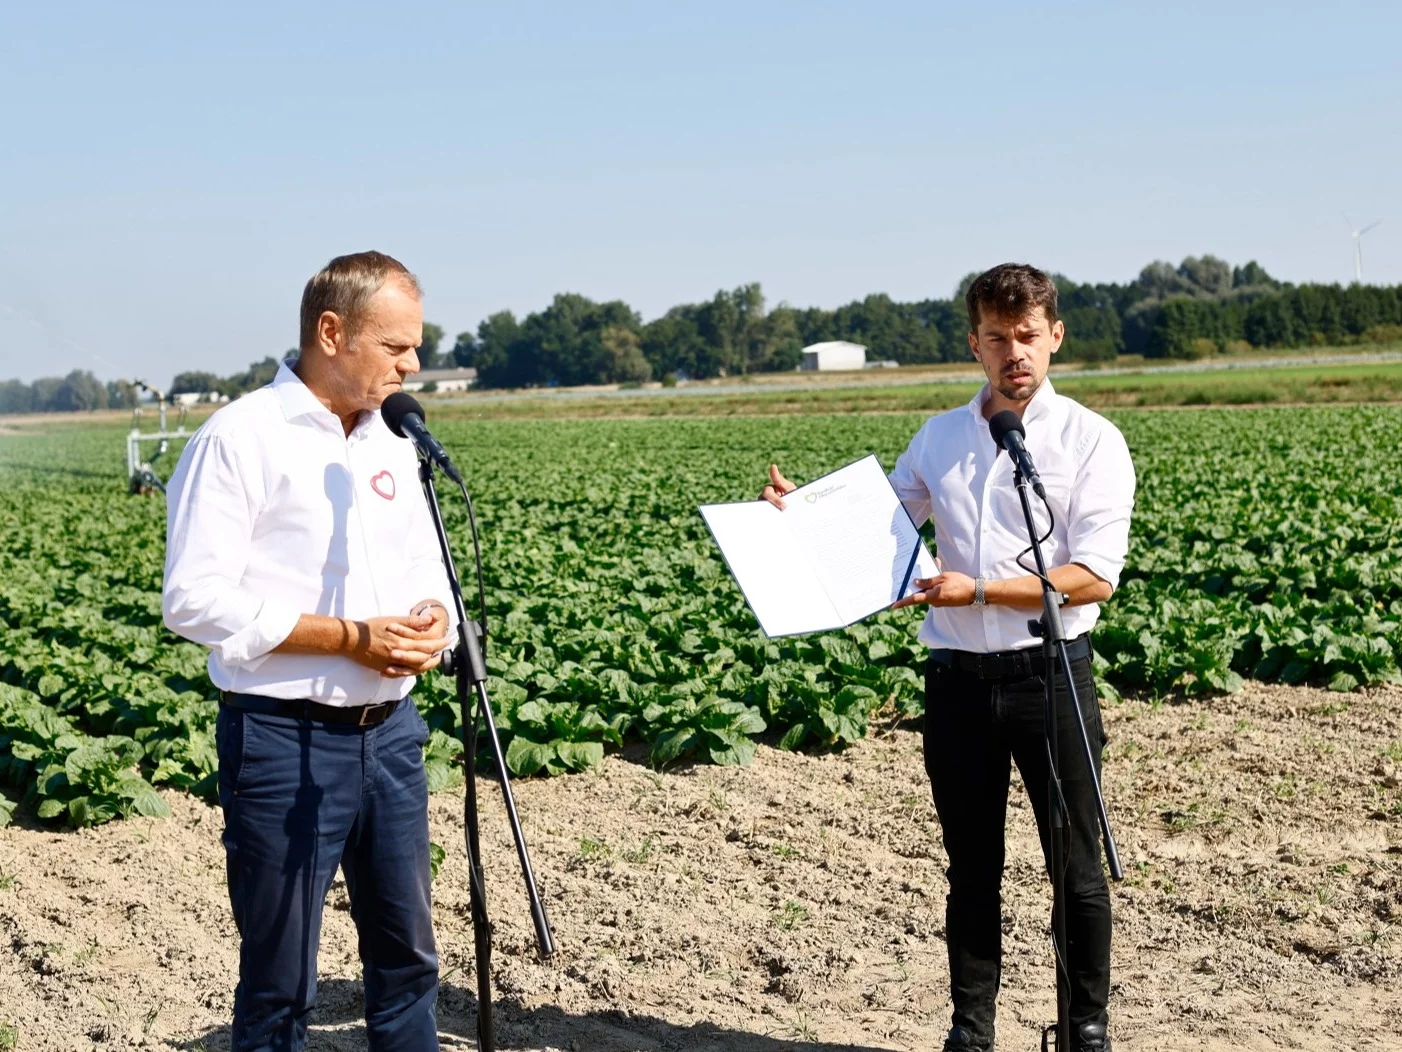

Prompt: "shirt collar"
[272,360,343,428]
[967,376,1060,426]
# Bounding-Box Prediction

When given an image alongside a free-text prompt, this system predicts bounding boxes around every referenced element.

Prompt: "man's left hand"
[891,572,976,609]
[382,600,451,677]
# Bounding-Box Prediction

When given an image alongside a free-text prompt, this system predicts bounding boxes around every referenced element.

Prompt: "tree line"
[4,256,1402,411]
[447,257,1401,387]
[0,355,288,416]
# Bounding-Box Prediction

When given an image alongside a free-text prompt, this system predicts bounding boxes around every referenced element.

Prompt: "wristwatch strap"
[973,576,987,606]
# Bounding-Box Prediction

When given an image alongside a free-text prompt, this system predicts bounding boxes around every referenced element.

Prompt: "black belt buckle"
[358,701,394,727]
[970,648,1032,680]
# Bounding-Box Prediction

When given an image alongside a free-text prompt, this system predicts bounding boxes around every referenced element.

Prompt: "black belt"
[219,691,403,727]
[928,634,1092,680]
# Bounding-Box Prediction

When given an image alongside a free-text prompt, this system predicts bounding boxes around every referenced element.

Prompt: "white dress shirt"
[162,363,455,706]
[888,380,1136,654]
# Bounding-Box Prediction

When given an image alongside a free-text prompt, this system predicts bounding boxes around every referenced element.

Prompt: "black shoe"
[942,1025,991,1051]
[1075,1022,1111,1051]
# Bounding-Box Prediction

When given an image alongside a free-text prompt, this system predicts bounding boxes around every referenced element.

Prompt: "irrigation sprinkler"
[125,381,190,494]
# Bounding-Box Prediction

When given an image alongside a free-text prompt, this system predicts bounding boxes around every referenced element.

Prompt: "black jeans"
[923,648,1111,1047]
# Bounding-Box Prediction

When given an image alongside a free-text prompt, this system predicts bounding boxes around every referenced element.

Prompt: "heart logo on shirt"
[370,470,396,501]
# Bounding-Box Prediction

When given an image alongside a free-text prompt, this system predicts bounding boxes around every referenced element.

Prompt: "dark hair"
[299,251,422,352]
[964,263,1058,331]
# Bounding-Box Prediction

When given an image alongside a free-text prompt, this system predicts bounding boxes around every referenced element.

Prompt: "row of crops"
[3,407,1401,827]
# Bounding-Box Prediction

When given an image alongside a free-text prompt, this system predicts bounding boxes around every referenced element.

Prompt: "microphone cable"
[454,477,490,655]
[1015,487,1058,591]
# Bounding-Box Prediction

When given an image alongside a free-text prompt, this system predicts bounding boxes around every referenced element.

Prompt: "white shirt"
[162,363,455,706]
[888,380,1135,654]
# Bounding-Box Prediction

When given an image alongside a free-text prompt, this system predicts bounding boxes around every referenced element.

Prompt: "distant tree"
[1177,255,1233,298]
[641,306,724,379]
[954,271,982,302]
[0,379,34,414]
[495,293,642,387]
[730,283,767,374]
[49,370,108,411]
[1120,299,1162,357]
[1144,298,1246,357]
[915,299,972,362]
[417,322,448,368]
[695,283,767,374]
[1232,261,1280,290]
[600,326,652,383]
[471,312,522,387]
[1056,280,1123,361]
[451,329,478,369]
[107,379,139,410]
[171,371,223,396]
[29,376,63,411]
[1136,260,1198,301]
[222,355,285,397]
[696,290,740,374]
[759,305,804,371]
[1243,295,1297,347]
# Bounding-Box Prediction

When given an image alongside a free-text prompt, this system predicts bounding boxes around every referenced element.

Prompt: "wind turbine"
[1345,214,1382,284]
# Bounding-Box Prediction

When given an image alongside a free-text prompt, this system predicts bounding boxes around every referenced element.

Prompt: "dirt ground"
[2,681,1400,1052]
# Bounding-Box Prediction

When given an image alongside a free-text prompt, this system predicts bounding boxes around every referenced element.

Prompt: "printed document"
[699,454,938,637]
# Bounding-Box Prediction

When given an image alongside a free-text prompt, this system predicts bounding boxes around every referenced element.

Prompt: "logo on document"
[804,484,843,504]
[370,470,396,501]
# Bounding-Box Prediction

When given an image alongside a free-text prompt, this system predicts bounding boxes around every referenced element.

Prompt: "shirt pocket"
[1036,461,1076,519]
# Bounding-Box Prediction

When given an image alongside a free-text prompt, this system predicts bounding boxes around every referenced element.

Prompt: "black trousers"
[922,648,1111,1046]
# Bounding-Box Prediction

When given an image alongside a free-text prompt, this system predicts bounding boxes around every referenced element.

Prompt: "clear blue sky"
[2,1,1398,385]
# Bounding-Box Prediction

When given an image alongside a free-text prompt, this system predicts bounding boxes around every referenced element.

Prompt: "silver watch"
[973,576,987,606]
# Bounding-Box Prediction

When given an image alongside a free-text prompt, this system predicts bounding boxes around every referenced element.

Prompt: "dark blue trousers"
[216,699,440,1052]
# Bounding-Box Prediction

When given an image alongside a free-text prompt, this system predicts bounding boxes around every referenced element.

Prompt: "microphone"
[988,410,1045,498]
[381,392,463,484]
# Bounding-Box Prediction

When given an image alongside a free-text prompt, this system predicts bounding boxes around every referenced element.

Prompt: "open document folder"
[699,454,938,638]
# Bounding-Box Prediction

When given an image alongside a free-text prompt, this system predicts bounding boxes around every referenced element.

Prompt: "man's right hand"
[349,616,450,678]
[760,464,797,509]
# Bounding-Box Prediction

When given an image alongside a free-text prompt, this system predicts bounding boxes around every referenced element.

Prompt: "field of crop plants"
[2,404,1401,830]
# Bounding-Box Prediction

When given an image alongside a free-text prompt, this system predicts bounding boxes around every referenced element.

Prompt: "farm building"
[403,367,478,393]
[799,341,867,371]
[172,391,229,406]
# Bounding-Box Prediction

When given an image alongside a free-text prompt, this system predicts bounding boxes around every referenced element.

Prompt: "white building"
[173,391,229,406]
[403,367,478,393]
[799,341,867,372]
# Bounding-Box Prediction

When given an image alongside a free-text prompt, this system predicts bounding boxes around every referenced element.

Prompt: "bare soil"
[2,681,1401,1052]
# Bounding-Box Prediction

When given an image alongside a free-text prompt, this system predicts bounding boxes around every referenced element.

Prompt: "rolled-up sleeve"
[1066,422,1136,589]
[889,428,933,528]
[162,435,301,667]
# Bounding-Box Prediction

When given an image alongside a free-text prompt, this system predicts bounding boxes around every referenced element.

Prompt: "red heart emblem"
[370,470,396,500]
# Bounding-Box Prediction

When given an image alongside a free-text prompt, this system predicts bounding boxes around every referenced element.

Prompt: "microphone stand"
[415,456,556,1052]
[1010,464,1122,1052]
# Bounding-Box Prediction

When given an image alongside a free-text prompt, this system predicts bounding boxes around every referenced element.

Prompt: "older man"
[163,251,453,1051]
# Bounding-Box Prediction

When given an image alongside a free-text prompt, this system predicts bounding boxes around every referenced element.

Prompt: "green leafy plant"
[3,408,1402,827]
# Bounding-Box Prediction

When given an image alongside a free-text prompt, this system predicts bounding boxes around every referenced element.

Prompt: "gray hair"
[299,251,422,352]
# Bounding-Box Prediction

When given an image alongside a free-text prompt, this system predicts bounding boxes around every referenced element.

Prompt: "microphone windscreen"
[988,409,1024,449]
[381,391,425,439]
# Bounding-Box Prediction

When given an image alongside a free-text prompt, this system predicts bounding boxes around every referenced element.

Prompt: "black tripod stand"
[1009,463,1123,1052]
[416,456,556,1052]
